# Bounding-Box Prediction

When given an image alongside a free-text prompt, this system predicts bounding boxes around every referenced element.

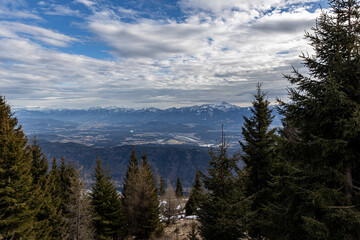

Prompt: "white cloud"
[0,21,78,47]
[42,4,82,17]
[179,0,319,14]
[0,0,326,108]
[75,0,96,8]
[0,8,41,19]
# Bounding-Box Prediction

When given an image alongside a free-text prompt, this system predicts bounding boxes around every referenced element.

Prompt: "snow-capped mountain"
[14,102,280,130]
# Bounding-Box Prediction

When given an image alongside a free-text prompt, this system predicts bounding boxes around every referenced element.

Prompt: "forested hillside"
[38,140,210,187]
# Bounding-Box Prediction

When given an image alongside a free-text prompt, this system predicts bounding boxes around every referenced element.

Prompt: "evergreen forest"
[1,0,360,239]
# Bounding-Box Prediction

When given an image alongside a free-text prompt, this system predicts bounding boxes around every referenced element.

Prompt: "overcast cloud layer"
[0,0,326,109]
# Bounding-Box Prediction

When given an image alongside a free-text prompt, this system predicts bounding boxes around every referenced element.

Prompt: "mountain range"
[15,102,282,186]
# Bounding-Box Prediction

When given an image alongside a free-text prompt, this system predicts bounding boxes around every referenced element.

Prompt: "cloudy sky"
[0,0,328,109]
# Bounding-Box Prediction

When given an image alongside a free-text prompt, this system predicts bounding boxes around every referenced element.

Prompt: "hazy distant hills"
[16,102,253,127]
[15,101,281,139]
[15,102,281,186]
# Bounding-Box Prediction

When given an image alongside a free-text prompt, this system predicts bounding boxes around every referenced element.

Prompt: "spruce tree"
[122,149,138,201]
[90,156,125,240]
[185,170,203,216]
[122,149,139,236]
[30,138,53,239]
[138,153,162,239]
[48,158,67,239]
[0,96,37,239]
[159,175,165,196]
[240,83,276,239]
[197,132,245,240]
[264,1,360,239]
[175,176,184,197]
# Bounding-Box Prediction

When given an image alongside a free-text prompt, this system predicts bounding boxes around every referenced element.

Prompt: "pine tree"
[30,138,53,239]
[138,153,162,239]
[185,170,203,216]
[0,96,37,239]
[239,83,276,239]
[264,1,360,239]
[159,175,165,196]
[122,149,138,202]
[175,176,184,197]
[59,157,77,217]
[48,158,67,239]
[122,149,139,236]
[90,156,125,240]
[197,131,245,240]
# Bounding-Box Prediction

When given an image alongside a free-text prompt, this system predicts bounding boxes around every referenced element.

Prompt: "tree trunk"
[345,165,353,203]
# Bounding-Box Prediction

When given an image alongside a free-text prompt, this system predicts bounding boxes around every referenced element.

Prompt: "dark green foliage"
[0,96,37,239]
[159,175,165,196]
[90,156,125,240]
[40,141,209,187]
[47,158,67,239]
[122,149,138,198]
[197,133,245,240]
[263,1,360,239]
[185,170,203,216]
[30,138,55,240]
[239,83,277,238]
[138,153,162,239]
[175,176,183,197]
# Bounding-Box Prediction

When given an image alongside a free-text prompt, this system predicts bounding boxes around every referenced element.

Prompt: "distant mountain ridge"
[15,101,268,128]
[14,101,282,148]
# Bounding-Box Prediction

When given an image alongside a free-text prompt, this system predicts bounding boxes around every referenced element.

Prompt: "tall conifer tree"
[197,132,245,240]
[30,138,54,239]
[264,1,360,238]
[90,156,125,240]
[48,158,67,239]
[0,97,37,239]
[185,170,203,216]
[140,153,162,239]
[240,83,276,239]
[122,152,162,239]
[176,176,184,197]
[159,175,165,196]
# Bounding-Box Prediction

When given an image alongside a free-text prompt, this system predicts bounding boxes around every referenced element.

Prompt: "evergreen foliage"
[263,1,360,238]
[30,138,54,239]
[90,156,125,240]
[175,176,183,197]
[239,83,277,238]
[159,175,165,196]
[139,153,162,239]
[0,96,37,239]
[185,170,203,216]
[48,158,67,239]
[197,132,245,240]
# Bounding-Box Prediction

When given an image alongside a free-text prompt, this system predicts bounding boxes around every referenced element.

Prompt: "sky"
[0,0,329,109]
